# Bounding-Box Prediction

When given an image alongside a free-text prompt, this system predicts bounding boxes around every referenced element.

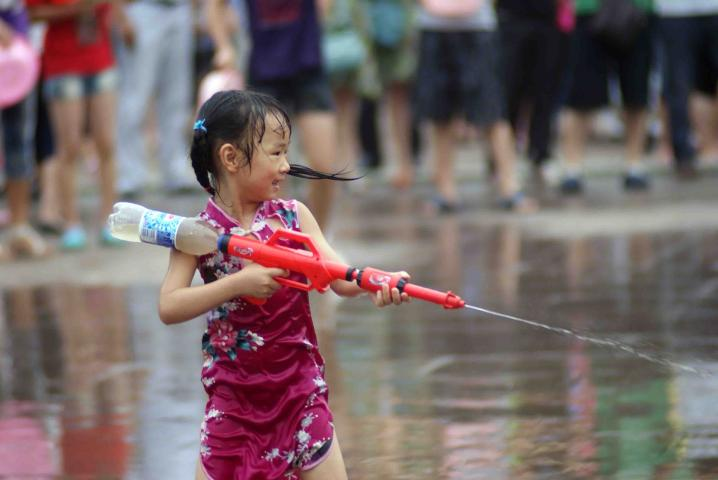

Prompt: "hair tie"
[194,119,207,133]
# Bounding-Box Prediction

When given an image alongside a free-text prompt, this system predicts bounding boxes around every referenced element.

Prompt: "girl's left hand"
[372,272,411,308]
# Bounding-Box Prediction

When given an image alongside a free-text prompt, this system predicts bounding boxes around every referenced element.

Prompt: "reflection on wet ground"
[2,187,718,479]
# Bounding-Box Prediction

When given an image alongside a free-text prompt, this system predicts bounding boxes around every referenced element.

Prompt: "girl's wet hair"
[190,90,357,195]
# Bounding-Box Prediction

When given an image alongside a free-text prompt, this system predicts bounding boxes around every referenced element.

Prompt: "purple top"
[245,0,323,81]
[0,0,29,36]
[196,198,333,479]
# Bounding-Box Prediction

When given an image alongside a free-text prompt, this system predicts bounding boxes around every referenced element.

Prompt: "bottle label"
[139,211,183,248]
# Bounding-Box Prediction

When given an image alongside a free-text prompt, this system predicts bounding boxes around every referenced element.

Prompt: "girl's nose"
[279,156,290,173]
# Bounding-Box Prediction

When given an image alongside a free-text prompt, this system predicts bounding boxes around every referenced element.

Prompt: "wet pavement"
[2,151,718,479]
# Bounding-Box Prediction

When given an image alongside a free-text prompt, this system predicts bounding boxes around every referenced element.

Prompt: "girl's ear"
[218,143,241,173]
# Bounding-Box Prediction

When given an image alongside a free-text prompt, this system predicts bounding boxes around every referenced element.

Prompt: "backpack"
[590,0,647,51]
[367,0,409,48]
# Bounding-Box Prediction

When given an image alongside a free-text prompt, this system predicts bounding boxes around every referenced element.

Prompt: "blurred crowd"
[1,0,717,261]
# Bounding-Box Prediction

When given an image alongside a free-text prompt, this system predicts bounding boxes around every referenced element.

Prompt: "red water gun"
[217,229,465,309]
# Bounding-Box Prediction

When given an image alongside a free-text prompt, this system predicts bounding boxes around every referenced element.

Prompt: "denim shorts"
[1,93,36,180]
[43,68,118,101]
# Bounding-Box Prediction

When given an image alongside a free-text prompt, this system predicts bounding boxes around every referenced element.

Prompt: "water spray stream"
[464,304,709,377]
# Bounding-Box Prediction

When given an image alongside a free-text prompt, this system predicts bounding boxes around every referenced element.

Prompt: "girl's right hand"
[236,263,289,299]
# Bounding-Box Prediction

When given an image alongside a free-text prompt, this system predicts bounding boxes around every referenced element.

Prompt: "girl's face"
[238,113,291,202]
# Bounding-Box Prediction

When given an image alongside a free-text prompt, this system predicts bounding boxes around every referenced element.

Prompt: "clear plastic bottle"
[107,202,219,255]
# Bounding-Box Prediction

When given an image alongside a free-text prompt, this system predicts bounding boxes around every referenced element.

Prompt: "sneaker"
[100,226,125,247]
[60,225,88,251]
[560,176,584,195]
[623,173,650,191]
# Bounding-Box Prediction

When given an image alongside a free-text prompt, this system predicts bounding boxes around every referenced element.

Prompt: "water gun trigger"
[264,229,333,293]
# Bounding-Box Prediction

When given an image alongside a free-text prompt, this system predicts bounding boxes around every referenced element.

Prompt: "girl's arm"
[296,201,409,306]
[158,248,288,325]
[206,0,236,69]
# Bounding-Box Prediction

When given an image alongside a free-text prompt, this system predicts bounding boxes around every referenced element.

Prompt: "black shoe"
[623,173,650,191]
[560,176,584,195]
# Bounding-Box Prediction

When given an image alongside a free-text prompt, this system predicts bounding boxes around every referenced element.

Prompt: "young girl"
[26,0,132,250]
[159,90,409,480]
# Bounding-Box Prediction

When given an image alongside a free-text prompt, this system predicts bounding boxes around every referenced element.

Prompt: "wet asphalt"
[2,144,718,479]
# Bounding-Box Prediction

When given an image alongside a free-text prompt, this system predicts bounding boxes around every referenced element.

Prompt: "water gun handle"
[217,230,349,305]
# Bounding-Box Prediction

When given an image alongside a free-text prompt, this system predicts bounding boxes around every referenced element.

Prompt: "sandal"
[497,191,538,213]
[429,195,461,214]
[7,224,52,258]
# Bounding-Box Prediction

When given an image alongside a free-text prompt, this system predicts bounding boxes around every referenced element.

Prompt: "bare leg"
[488,121,537,212]
[195,457,209,480]
[623,108,648,168]
[560,109,592,173]
[48,97,86,228]
[386,83,414,189]
[88,90,118,224]
[487,121,519,198]
[300,432,348,480]
[430,120,457,204]
[37,156,62,230]
[333,87,360,175]
[296,112,338,230]
[691,92,718,161]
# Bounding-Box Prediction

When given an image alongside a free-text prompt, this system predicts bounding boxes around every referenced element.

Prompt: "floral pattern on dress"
[262,411,331,476]
[203,319,265,363]
[200,407,224,458]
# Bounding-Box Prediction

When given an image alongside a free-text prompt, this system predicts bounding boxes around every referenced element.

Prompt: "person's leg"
[658,16,698,174]
[386,82,415,188]
[528,22,563,166]
[488,120,538,212]
[623,108,649,167]
[498,14,530,148]
[155,3,195,192]
[296,112,338,229]
[195,457,209,480]
[558,16,609,193]
[430,120,457,206]
[1,96,49,257]
[115,2,163,195]
[333,86,360,175]
[88,86,119,235]
[47,79,88,248]
[300,431,348,480]
[358,96,382,169]
[559,109,592,192]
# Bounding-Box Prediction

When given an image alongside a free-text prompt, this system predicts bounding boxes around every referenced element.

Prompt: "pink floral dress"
[196,198,333,480]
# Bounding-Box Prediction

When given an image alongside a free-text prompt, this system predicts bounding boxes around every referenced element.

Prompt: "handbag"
[421,0,482,18]
[367,0,408,48]
[590,0,647,51]
[323,29,367,74]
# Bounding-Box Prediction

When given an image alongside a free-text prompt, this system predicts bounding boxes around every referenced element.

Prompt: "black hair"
[190,90,358,196]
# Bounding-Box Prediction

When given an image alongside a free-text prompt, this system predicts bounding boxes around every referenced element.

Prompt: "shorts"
[249,68,334,114]
[565,16,652,111]
[413,30,506,126]
[695,45,718,96]
[1,93,36,180]
[43,68,118,101]
[374,41,417,86]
